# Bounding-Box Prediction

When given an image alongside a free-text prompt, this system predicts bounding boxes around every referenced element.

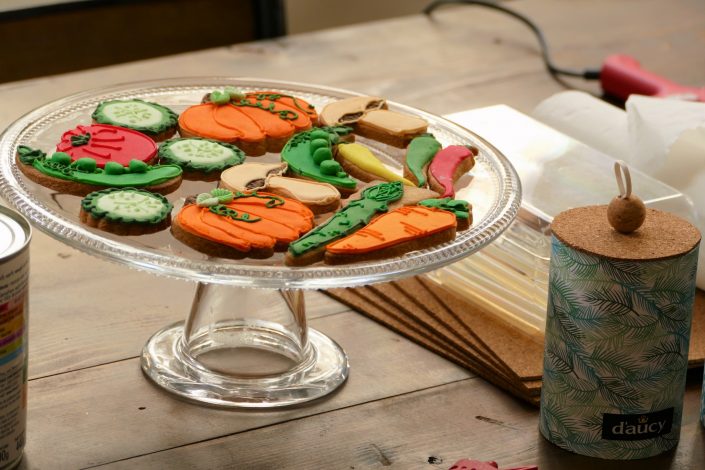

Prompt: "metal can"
[0,206,30,469]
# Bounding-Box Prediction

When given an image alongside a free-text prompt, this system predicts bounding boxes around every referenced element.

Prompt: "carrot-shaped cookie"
[172,188,314,259]
[427,145,477,198]
[336,142,414,186]
[324,206,457,264]
[285,181,403,266]
[418,197,472,230]
[403,134,442,187]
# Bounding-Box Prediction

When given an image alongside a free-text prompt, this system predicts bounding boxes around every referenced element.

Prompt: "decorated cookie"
[265,176,340,214]
[404,134,442,187]
[219,162,288,192]
[355,109,428,148]
[344,180,440,212]
[286,181,403,266]
[158,138,245,181]
[336,142,413,186]
[428,145,477,198]
[319,96,386,126]
[418,197,472,230]
[56,124,158,168]
[172,188,314,259]
[281,127,357,195]
[80,187,172,235]
[178,88,319,156]
[92,99,178,141]
[16,146,182,196]
[319,96,427,148]
[324,206,457,264]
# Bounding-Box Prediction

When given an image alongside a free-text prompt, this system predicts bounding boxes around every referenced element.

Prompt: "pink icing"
[428,145,474,198]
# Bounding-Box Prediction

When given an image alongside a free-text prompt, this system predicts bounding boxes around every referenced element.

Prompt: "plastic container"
[430,105,698,336]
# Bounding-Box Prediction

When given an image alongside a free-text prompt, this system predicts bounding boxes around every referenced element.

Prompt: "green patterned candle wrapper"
[539,235,699,460]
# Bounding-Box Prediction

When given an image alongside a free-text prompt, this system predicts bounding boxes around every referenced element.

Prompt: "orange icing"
[213,105,265,142]
[178,92,316,145]
[176,192,314,252]
[326,206,456,255]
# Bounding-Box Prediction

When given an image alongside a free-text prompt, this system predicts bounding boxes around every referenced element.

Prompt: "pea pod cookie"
[158,138,245,181]
[16,146,182,196]
[281,126,357,195]
[92,99,178,141]
[80,187,173,235]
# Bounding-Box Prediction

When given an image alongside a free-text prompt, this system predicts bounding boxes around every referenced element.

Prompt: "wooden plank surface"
[23,312,469,469]
[95,377,705,470]
[0,0,700,468]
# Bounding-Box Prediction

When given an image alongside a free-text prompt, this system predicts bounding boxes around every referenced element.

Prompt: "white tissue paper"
[533,91,705,289]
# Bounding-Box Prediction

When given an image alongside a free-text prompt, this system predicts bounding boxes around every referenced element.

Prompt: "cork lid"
[552,205,701,261]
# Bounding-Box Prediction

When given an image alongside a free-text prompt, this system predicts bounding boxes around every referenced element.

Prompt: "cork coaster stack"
[540,162,701,460]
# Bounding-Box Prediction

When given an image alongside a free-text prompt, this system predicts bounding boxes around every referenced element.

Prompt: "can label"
[0,249,28,467]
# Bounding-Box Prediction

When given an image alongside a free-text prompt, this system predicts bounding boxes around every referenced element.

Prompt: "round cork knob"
[607,161,646,233]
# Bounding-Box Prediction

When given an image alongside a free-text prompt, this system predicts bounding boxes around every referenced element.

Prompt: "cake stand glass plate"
[0,78,521,407]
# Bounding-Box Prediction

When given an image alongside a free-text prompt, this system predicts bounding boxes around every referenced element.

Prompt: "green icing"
[281,126,357,189]
[71,133,90,146]
[158,138,244,173]
[92,99,178,135]
[18,145,182,188]
[196,188,235,207]
[81,188,172,224]
[418,198,470,219]
[206,91,316,120]
[406,134,441,187]
[209,205,260,223]
[288,181,403,257]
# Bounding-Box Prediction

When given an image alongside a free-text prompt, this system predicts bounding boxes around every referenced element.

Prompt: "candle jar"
[539,205,700,459]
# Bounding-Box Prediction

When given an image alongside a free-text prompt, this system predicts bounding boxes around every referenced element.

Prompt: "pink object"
[448,460,537,470]
[600,54,705,102]
[428,145,475,198]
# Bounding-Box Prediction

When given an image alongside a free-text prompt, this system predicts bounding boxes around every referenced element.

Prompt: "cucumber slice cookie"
[80,187,173,234]
[92,99,178,140]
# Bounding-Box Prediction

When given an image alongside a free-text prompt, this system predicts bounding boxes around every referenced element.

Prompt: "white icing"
[102,101,164,127]
[320,96,386,126]
[220,162,287,191]
[168,139,234,164]
[267,176,339,203]
[95,191,165,220]
[359,110,427,134]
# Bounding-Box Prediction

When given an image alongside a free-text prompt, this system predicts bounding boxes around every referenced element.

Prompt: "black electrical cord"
[423,0,601,80]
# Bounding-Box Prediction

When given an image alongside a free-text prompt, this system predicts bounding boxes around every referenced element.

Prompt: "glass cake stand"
[0,78,521,407]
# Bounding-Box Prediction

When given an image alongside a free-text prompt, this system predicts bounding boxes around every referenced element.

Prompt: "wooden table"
[2,1,704,468]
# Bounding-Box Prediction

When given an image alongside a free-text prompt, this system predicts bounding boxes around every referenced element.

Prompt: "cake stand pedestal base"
[140,283,349,408]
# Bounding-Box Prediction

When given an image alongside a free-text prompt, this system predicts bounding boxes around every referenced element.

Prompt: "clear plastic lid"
[431,105,698,336]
